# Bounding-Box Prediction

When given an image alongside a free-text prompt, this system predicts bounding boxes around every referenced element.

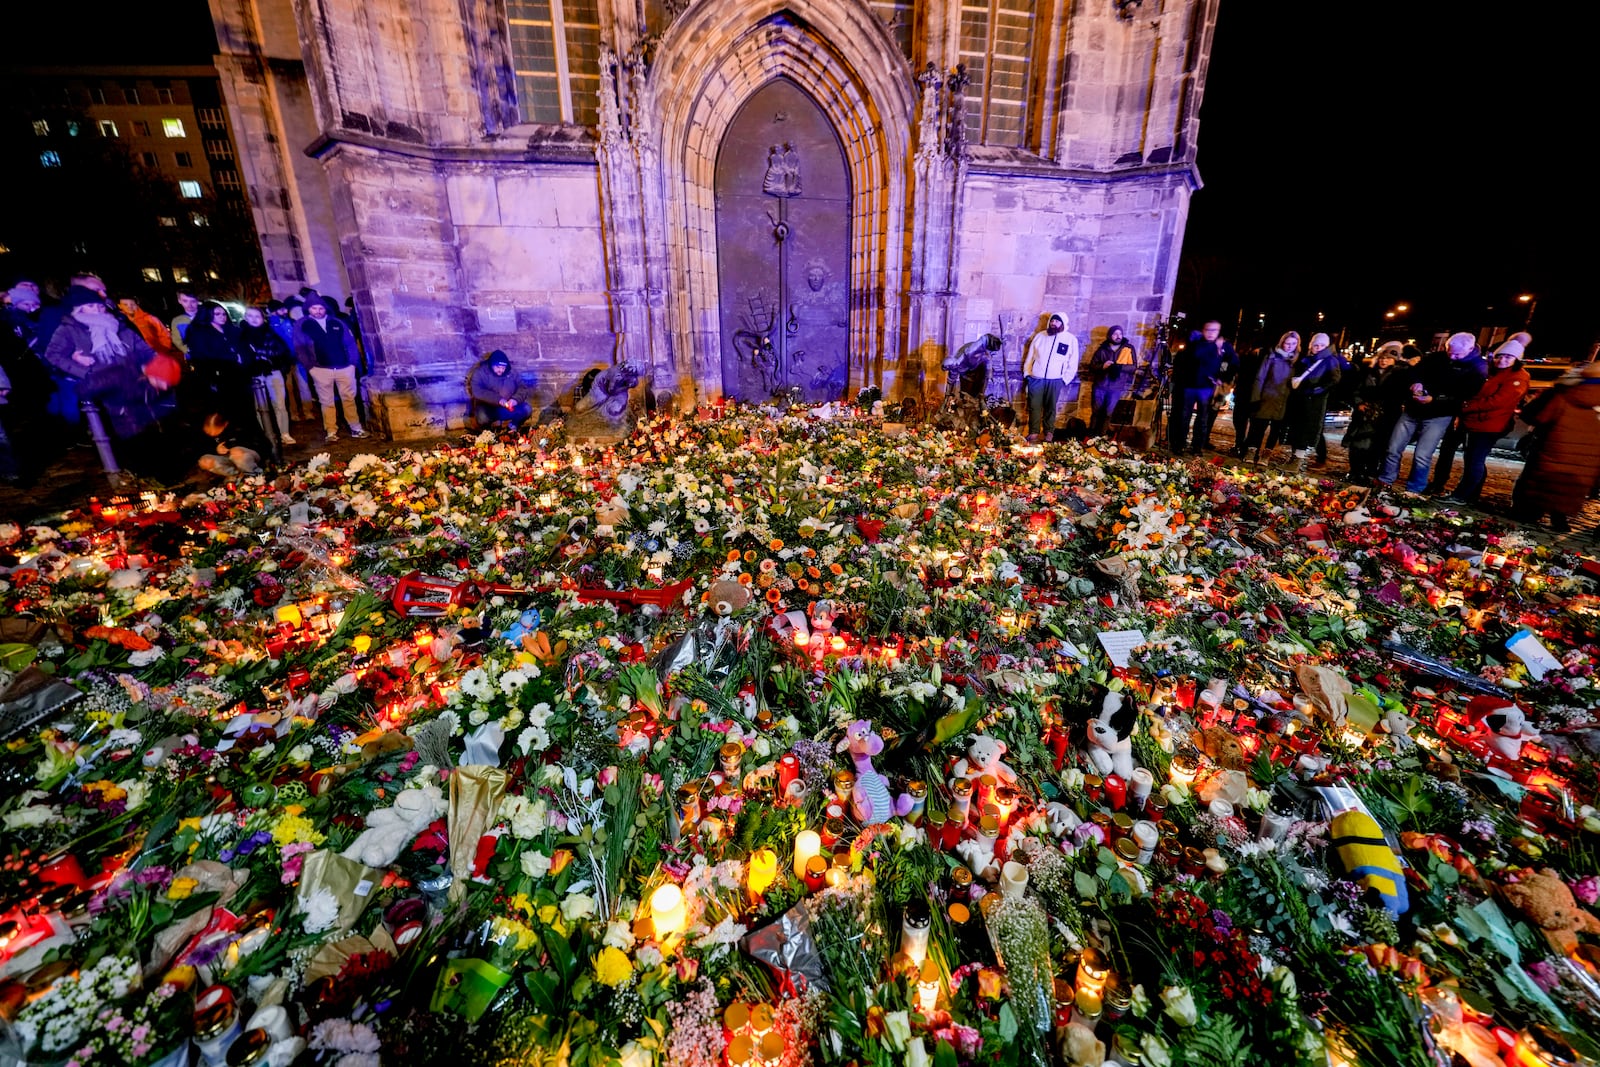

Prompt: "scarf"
[75,309,127,359]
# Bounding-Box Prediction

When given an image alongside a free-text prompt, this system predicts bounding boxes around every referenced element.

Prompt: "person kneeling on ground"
[198,413,262,479]
[469,350,533,428]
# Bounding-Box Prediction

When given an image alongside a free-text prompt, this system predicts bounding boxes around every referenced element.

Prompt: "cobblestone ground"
[5,408,1598,554]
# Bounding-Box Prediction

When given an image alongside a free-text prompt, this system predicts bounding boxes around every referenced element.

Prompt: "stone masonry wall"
[322,145,614,436]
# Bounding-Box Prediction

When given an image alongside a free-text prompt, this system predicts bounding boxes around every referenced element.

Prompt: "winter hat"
[1493,338,1525,360]
[266,299,286,313]
[1463,695,1518,726]
[303,293,329,312]
[487,350,510,368]
[1375,341,1404,357]
[63,285,106,310]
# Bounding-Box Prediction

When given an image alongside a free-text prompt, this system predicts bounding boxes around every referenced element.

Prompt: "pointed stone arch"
[645,0,917,396]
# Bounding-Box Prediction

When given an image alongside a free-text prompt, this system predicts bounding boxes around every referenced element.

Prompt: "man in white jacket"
[1021,311,1079,442]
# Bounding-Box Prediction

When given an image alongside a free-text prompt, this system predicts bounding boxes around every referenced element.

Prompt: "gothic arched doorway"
[714,79,851,402]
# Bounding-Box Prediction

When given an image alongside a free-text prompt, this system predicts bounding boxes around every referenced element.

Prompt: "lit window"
[39,150,62,168]
[190,212,208,227]
[172,267,192,284]
[98,120,118,137]
[158,216,178,227]
[141,267,163,282]
[179,180,203,199]
[507,0,601,126]
[162,118,187,138]
[174,151,193,168]
[66,121,80,137]
[133,120,151,137]
[958,0,1036,148]
[157,88,174,104]
[32,119,48,136]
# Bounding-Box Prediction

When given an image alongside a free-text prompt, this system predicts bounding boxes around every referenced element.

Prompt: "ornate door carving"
[715,79,851,401]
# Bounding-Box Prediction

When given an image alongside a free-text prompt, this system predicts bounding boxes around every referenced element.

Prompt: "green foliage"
[1180,1015,1249,1067]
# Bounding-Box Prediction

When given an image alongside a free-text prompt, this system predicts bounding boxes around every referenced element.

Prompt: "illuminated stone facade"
[211,0,1218,435]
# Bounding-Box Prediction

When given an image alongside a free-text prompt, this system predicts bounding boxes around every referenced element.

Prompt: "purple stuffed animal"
[836,720,913,824]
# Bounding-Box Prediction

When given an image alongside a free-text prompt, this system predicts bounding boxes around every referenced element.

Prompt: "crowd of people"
[1015,313,1600,532]
[0,274,389,487]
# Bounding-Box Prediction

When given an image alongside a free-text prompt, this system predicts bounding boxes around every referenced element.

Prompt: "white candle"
[650,884,685,937]
[1000,861,1029,899]
[793,830,822,879]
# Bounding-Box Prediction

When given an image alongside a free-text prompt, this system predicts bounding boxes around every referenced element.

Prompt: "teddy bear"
[342,784,448,868]
[707,577,751,616]
[1466,695,1541,762]
[1084,691,1138,781]
[951,733,1018,787]
[1195,725,1247,770]
[1499,868,1600,955]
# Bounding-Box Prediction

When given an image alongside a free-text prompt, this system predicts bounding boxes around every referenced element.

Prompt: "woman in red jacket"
[1442,342,1530,504]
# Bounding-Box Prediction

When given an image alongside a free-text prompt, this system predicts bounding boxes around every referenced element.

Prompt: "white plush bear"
[955,831,1000,879]
[341,785,447,868]
[1085,691,1138,781]
[951,733,1019,786]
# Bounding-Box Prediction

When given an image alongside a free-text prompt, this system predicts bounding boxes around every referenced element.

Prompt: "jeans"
[309,365,363,436]
[1027,377,1063,438]
[1089,381,1129,436]
[1450,430,1503,502]
[1170,387,1214,451]
[476,400,533,427]
[1379,412,1453,491]
[1426,420,1465,492]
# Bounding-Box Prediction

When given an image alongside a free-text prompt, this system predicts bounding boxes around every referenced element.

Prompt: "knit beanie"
[488,350,510,368]
[1493,339,1525,360]
[63,285,106,310]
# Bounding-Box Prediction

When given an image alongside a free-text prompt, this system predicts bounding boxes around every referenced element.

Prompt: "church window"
[507,0,601,126]
[958,0,1035,147]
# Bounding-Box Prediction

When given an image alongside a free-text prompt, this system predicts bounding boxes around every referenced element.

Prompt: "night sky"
[5,1,1594,356]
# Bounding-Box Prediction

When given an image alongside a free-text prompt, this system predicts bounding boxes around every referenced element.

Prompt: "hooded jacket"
[1518,370,1600,515]
[1022,312,1079,383]
[469,355,519,407]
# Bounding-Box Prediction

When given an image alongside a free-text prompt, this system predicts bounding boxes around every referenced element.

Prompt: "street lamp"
[1395,303,1409,313]
[1518,293,1537,327]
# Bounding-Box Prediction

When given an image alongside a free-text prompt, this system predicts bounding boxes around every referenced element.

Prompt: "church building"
[209,0,1218,435]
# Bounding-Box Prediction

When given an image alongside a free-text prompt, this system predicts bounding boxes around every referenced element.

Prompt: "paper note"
[1506,629,1562,681]
[1096,630,1146,669]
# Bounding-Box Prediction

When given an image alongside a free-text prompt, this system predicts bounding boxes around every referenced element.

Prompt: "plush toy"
[594,497,631,527]
[1466,695,1541,762]
[1377,706,1418,752]
[1084,691,1138,781]
[955,829,1000,880]
[707,577,751,616]
[499,609,541,648]
[1195,726,1247,770]
[951,733,1019,787]
[1499,868,1600,955]
[1042,801,1082,838]
[836,720,913,824]
[342,785,448,868]
[1330,810,1409,916]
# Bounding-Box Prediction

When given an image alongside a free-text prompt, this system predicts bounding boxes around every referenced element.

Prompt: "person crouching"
[470,350,532,428]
